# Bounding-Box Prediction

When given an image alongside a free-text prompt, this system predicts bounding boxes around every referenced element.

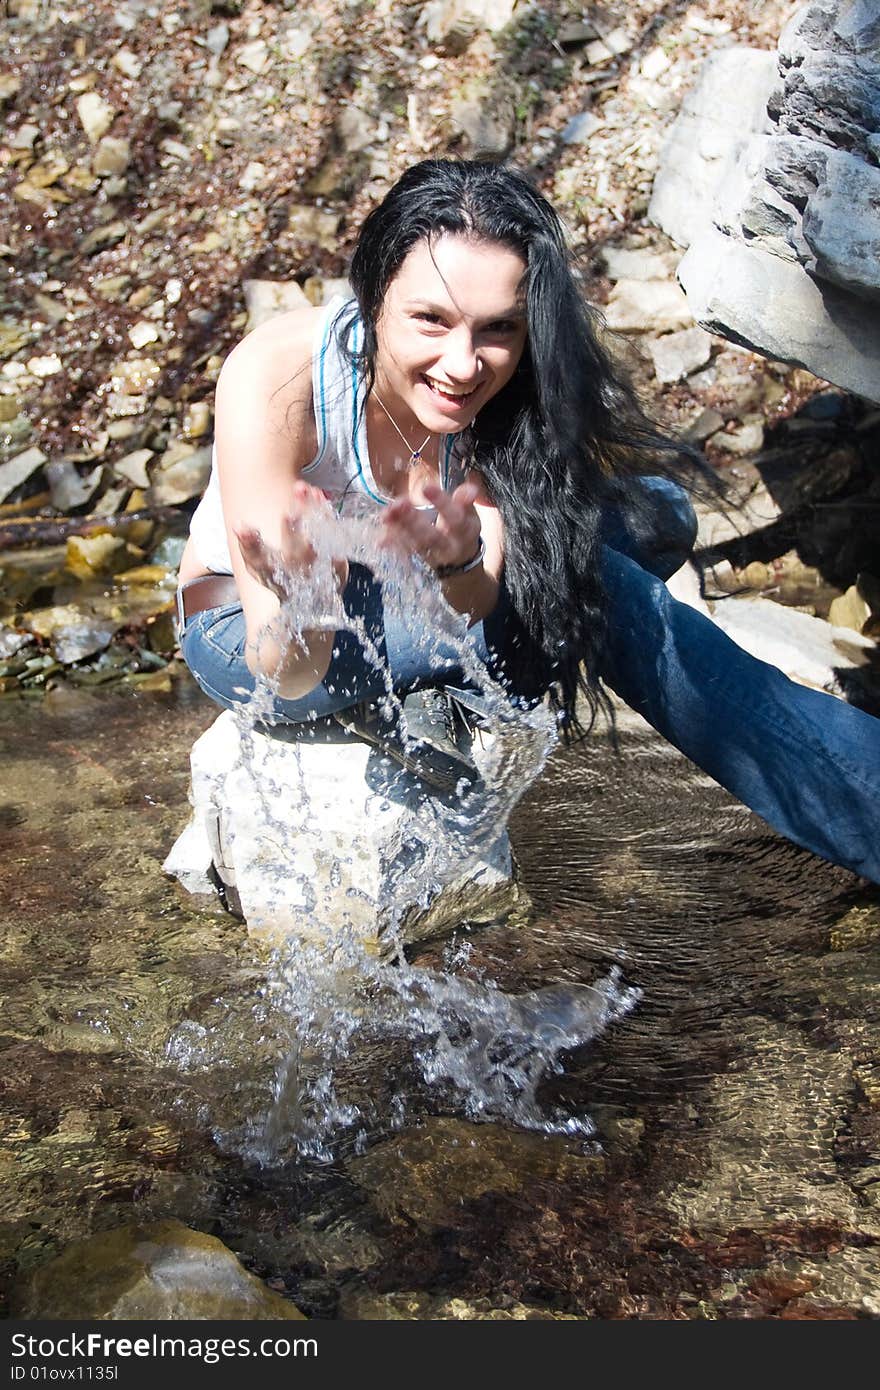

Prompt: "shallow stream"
[2,678,879,1319]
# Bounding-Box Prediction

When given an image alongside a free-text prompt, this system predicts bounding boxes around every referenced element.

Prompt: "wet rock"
[604,278,693,334]
[20,603,117,665]
[665,1016,868,1235]
[164,711,520,949]
[346,1116,603,1231]
[149,444,212,506]
[12,1219,307,1320]
[45,460,103,511]
[75,91,116,144]
[65,533,129,580]
[0,446,47,503]
[830,904,880,952]
[648,326,713,384]
[243,279,309,330]
[339,1288,583,1319]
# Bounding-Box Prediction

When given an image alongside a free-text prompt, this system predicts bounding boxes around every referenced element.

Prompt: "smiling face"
[373,233,528,436]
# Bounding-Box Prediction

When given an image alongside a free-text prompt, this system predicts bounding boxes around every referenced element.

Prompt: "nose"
[439,326,481,384]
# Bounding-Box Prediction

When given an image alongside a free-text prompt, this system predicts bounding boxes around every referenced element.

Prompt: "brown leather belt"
[175,573,240,630]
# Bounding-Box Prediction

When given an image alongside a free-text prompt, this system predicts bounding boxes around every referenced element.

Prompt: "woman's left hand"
[379,481,482,575]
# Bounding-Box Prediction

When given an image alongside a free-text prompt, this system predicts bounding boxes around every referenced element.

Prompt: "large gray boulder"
[651,0,880,403]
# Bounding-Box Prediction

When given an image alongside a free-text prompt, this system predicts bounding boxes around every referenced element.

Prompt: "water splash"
[162,506,640,1162]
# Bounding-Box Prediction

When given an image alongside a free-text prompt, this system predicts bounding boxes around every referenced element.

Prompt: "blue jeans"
[180,480,880,884]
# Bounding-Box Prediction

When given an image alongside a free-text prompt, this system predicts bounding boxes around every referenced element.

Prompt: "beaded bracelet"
[434,537,486,580]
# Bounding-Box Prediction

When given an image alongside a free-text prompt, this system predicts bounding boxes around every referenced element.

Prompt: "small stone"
[164,278,183,305]
[76,92,115,144]
[641,45,671,80]
[128,321,159,349]
[243,279,309,331]
[65,532,128,580]
[111,49,142,79]
[10,123,40,150]
[586,39,614,66]
[605,278,693,334]
[237,39,268,74]
[281,26,312,59]
[240,161,269,192]
[709,416,765,456]
[26,152,70,188]
[80,221,127,255]
[286,205,341,251]
[0,75,22,102]
[159,138,191,162]
[828,575,880,636]
[182,402,211,439]
[682,406,725,443]
[45,460,103,511]
[214,117,241,145]
[561,111,602,146]
[92,137,130,177]
[150,444,211,505]
[113,449,153,488]
[0,446,48,503]
[206,23,230,56]
[599,247,678,281]
[648,326,713,384]
[26,354,62,377]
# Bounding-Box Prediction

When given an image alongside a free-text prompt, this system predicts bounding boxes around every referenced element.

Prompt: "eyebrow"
[402,298,526,320]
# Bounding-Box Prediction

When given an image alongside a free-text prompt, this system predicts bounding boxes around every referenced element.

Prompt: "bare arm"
[213,308,346,699]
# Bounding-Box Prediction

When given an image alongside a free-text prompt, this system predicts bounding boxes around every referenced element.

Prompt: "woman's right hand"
[234,480,343,601]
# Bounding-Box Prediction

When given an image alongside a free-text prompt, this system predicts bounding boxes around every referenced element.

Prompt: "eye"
[414,311,445,326]
[484,319,520,335]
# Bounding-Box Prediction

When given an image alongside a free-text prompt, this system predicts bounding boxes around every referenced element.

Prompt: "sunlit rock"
[0,446,47,503]
[46,460,103,511]
[708,595,876,696]
[243,279,309,331]
[164,710,520,951]
[12,1219,307,1320]
[65,533,128,580]
[604,278,692,334]
[76,91,116,144]
[149,443,211,505]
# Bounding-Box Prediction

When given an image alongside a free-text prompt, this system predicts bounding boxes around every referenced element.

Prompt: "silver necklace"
[372,390,434,468]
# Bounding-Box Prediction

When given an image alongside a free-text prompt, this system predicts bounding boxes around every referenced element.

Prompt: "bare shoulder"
[217,305,323,407]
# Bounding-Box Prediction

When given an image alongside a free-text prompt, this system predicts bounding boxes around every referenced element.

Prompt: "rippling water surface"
[2,681,878,1319]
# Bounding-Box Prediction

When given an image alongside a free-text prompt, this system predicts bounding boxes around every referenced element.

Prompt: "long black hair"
[348,158,698,735]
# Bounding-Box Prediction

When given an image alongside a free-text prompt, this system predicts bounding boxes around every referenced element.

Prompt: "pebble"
[237,40,269,75]
[111,49,143,79]
[27,355,63,378]
[128,322,160,349]
[76,92,116,144]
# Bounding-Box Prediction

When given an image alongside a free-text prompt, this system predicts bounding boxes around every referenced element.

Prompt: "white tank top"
[187,297,467,575]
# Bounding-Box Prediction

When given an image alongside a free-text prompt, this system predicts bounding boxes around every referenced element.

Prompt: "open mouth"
[421,375,480,407]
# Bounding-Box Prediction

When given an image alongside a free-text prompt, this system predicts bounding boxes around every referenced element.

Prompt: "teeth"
[425,377,476,401]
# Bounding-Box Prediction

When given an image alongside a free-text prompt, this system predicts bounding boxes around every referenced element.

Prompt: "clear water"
[2,678,878,1319]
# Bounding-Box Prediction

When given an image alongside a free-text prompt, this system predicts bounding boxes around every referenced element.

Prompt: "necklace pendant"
[409,450,422,467]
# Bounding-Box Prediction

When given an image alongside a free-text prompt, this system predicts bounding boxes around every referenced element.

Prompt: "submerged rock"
[13,1218,307,1320]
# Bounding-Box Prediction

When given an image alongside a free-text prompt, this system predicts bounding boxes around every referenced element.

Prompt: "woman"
[177,159,880,884]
